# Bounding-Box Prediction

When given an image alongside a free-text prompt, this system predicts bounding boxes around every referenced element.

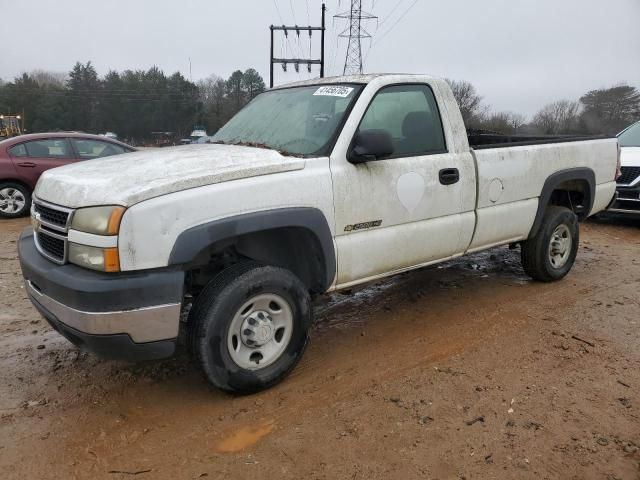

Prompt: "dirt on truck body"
[1,216,640,479]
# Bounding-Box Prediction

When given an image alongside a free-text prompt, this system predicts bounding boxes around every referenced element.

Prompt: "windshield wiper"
[211,141,305,157]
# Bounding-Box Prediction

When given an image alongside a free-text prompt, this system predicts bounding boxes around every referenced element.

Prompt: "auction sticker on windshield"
[313,86,354,97]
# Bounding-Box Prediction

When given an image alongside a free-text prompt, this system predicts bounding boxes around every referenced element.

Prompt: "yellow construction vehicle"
[0,114,23,140]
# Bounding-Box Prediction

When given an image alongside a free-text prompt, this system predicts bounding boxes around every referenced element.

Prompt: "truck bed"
[465,136,618,253]
[468,131,612,150]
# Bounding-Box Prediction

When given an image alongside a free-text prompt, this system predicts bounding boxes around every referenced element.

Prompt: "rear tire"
[188,261,312,394]
[521,206,579,282]
[0,182,31,218]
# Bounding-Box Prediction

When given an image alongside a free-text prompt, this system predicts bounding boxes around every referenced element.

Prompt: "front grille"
[612,198,640,211]
[37,231,65,261]
[32,199,73,264]
[34,202,69,228]
[617,166,640,185]
[618,190,640,200]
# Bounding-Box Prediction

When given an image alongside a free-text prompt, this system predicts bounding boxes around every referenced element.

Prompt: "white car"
[18,74,618,393]
[608,121,640,214]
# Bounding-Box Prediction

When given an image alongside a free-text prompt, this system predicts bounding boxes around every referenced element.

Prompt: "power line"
[365,0,418,62]
[0,90,198,99]
[0,87,198,95]
[288,0,305,60]
[271,0,297,61]
[0,90,200,101]
[377,0,408,28]
[329,32,341,76]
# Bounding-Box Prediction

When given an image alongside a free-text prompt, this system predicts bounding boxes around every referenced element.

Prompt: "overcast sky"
[2,0,639,117]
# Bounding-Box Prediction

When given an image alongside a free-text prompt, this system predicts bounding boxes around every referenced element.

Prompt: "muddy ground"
[1,216,639,480]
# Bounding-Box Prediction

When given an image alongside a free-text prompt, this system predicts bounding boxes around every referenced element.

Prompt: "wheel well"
[0,178,32,193]
[528,168,595,239]
[185,227,329,295]
[548,179,592,220]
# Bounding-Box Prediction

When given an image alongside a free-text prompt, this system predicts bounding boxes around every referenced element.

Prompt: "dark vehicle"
[0,133,135,218]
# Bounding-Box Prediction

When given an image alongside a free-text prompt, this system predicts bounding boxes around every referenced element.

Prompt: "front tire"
[0,182,31,218]
[521,206,579,282]
[188,261,312,394]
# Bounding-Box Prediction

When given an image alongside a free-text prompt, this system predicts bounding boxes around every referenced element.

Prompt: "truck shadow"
[588,213,640,229]
[93,245,529,393]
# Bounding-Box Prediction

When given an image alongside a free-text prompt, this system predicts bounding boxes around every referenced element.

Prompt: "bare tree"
[197,74,224,106]
[532,100,581,134]
[477,111,528,135]
[27,70,67,88]
[507,112,527,133]
[198,74,232,133]
[445,79,485,126]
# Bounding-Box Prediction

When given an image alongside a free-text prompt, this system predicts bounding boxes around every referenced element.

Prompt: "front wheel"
[188,262,312,394]
[521,206,579,282]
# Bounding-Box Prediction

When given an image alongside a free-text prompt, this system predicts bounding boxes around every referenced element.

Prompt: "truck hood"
[35,144,306,208]
[620,146,640,167]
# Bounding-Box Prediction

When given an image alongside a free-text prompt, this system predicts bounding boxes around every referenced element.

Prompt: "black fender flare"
[528,167,595,238]
[168,207,336,291]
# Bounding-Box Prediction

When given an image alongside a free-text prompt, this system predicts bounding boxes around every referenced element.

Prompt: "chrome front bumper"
[26,280,181,343]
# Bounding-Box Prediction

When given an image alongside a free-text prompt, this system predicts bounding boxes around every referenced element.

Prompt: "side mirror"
[348,129,394,164]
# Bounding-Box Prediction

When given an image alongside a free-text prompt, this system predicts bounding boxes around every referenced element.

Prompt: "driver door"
[330,83,476,287]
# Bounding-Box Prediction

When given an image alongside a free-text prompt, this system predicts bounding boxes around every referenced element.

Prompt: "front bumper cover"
[18,228,185,361]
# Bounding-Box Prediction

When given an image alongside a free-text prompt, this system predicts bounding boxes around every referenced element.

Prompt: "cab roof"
[272,73,439,90]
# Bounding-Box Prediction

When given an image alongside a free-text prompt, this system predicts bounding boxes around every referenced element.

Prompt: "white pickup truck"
[19,74,619,393]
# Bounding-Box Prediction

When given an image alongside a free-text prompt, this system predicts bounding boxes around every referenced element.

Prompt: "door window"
[24,139,72,158]
[358,84,446,157]
[72,139,127,159]
[8,144,27,157]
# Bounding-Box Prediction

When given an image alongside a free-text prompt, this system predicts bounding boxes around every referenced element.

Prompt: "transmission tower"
[335,0,377,75]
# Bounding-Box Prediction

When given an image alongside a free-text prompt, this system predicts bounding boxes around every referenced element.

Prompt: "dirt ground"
[1,216,639,480]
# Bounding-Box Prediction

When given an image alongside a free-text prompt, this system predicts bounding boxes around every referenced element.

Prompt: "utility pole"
[269,3,326,88]
[335,0,377,75]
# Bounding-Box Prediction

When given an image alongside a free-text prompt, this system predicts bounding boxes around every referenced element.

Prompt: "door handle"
[439,168,459,185]
[17,162,36,168]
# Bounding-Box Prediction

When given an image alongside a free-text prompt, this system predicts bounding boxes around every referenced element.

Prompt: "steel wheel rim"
[548,224,572,269]
[227,293,294,370]
[0,187,26,214]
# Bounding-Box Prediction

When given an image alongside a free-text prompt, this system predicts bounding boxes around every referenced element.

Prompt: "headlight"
[71,206,125,235]
[68,243,120,272]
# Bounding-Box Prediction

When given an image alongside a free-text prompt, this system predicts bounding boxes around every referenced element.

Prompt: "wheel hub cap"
[548,224,572,268]
[0,188,26,214]
[241,311,274,347]
[227,293,294,370]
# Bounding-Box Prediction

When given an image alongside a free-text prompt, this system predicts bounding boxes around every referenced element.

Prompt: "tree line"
[0,62,266,144]
[447,79,640,136]
[1,62,637,142]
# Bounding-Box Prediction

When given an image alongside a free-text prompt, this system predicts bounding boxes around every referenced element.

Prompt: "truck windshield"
[212,84,362,156]
[618,122,640,147]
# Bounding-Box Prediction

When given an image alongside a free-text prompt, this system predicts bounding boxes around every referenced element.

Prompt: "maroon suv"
[0,133,135,218]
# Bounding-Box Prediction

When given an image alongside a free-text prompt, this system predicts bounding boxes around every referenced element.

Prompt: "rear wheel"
[521,206,579,282]
[188,261,312,394]
[0,182,31,218]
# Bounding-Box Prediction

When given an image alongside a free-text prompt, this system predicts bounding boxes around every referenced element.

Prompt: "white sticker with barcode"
[313,86,354,97]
